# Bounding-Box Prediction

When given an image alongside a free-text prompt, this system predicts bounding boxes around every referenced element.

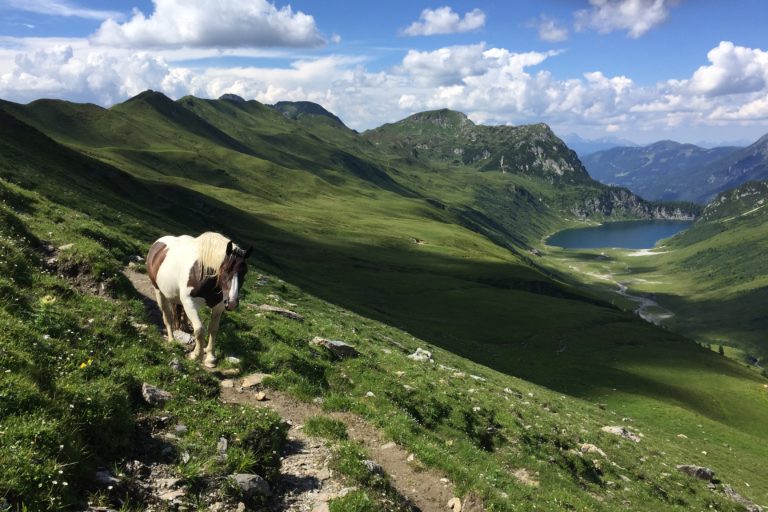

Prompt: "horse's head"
[218,241,252,311]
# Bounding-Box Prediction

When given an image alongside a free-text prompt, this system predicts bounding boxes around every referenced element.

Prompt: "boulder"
[310,337,360,359]
[676,465,715,482]
[580,443,607,458]
[141,383,172,405]
[407,348,433,363]
[601,425,641,443]
[229,473,271,497]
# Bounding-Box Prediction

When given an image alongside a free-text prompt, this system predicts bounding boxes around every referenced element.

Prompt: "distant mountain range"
[559,133,638,157]
[581,135,768,203]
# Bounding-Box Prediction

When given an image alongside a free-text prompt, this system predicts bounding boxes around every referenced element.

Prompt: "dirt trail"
[225,387,456,512]
[123,268,457,512]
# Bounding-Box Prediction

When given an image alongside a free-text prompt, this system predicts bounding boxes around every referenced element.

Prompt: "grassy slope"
[2,178,767,511]
[1,95,767,508]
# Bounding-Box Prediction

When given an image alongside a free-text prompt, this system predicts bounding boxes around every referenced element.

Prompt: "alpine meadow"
[0,1,767,511]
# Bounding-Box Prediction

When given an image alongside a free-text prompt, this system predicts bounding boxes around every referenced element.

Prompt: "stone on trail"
[158,489,186,502]
[141,383,172,405]
[310,336,360,359]
[229,473,272,497]
[407,347,433,363]
[173,330,194,345]
[362,460,384,476]
[601,425,641,442]
[448,497,462,512]
[94,468,120,487]
[241,372,271,388]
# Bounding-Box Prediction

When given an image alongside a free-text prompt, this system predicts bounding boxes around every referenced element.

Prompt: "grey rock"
[407,348,433,363]
[256,304,305,322]
[141,383,172,405]
[217,436,228,456]
[676,464,715,481]
[94,468,120,487]
[601,425,641,442]
[241,372,271,388]
[173,330,194,345]
[159,488,185,502]
[229,473,271,497]
[362,460,384,476]
[124,460,150,478]
[310,337,360,359]
[723,484,763,512]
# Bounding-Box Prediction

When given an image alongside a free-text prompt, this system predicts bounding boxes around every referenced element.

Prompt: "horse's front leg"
[181,297,205,362]
[204,302,225,368]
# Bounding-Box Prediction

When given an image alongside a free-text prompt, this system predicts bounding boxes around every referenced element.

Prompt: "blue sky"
[1,0,767,144]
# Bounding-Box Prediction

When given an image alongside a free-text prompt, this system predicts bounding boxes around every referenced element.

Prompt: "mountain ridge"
[582,135,768,203]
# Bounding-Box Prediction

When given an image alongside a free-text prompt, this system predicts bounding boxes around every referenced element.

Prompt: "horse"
[146,232,252,367]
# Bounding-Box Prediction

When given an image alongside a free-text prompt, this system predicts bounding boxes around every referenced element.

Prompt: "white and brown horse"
[146,232,252,367]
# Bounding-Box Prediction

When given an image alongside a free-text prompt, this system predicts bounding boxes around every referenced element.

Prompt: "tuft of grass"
[304,415,348,441]
[328,489,378,512]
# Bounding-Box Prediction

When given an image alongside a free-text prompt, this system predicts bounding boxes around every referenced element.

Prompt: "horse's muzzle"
[224,299,238,311]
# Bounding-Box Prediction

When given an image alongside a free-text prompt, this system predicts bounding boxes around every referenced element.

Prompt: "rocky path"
[224,386,456,512]
[123,268,458,512]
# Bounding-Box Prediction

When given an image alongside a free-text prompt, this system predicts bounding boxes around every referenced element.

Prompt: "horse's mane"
[195,232,231,277]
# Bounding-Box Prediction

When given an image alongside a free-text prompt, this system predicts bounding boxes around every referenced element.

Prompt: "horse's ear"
[226,241,233,256]
[244,246,253,259]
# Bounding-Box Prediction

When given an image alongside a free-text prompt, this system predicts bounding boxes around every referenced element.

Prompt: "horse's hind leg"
[181,297,205,362]
[155,290,175,342]
[204,302,225,368]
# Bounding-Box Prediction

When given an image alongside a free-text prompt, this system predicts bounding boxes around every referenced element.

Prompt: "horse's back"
[148,235,198,297]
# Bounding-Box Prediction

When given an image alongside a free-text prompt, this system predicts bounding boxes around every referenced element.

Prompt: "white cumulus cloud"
[530,15,569,42]
[1,37,767,142]
[91,0,325,49]
[402,6,485,36]
[689,41,768,97]
[575,0,674,39]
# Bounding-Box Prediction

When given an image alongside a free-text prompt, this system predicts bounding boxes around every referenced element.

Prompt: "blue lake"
[546,220,694,249]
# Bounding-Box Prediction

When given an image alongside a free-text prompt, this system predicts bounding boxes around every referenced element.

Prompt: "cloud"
[402,6,485,36]
[6,0,122,21]
[1,38,767,141]
[689,41,768,96]
[529,15,569,42]
[574,0,674,38]
[91,0,325,49]
[399,43,491,85]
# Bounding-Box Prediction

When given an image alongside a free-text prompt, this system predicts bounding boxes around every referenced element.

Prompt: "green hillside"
[0,93,766,510]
